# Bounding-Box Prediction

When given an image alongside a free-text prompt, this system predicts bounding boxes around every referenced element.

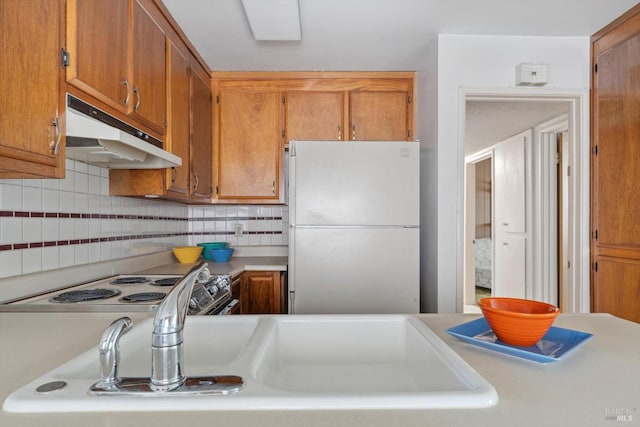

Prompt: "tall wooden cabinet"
[590,4,640,323]
[0,0,66,178]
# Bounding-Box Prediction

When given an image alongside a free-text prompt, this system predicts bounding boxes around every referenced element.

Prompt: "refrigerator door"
[289,226,420,314]
[289,141,419,226]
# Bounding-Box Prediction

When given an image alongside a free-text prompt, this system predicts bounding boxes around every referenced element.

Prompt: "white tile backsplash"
[0,161,287,282]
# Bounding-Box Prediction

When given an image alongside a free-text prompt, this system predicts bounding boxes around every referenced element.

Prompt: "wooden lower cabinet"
[241,271,285,314]
[592,257,640,323]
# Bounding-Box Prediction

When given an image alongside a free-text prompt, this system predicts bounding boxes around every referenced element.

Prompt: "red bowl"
[478,297,559,347]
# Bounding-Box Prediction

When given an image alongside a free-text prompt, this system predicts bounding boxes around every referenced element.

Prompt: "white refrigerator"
[288,140,420,314]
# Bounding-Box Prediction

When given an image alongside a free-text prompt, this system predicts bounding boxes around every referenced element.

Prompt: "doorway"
[462,96,573,312]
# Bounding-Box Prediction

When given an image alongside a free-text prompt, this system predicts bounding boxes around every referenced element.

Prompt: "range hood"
[65,95,181,169]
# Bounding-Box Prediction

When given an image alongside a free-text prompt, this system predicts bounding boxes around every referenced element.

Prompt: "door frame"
[458,87,590,313]
[464,148,495,307]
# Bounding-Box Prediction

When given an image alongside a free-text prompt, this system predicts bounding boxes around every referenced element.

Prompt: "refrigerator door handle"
[289,291,295,314]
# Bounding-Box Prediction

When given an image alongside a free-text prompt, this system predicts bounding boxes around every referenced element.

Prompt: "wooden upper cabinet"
[216,87,282,203]
[66,0,129,113]
[0,0,65,178]
[190,69,213,200]
[165,42,191,198]
[129,0,167,133]
[284,91,345,143]
[349,90,411,141]
[66,0,166,136]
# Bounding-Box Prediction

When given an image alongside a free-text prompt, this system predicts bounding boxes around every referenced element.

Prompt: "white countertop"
[135,256,288,277]
[0,312,638,426]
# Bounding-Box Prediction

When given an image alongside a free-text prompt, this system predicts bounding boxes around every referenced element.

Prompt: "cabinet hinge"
[594,261,598,272]
[555,152,560,164]
[281,129,285,138]
[282,96,285,104]
[215,185,219,195]
[594,63,598,73]
[567,165,571,177]
[60,48,69,67]
[594,229,598,240]
[407,95,412,104]
[594,145,598,155]
[216,95,220,105]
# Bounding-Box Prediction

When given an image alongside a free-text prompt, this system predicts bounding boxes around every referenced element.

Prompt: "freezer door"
[289,141,419,226]
[289,226,419,314]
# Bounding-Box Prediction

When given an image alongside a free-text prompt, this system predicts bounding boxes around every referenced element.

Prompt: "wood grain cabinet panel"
[189,68,213,200]
[284,91,345,142]
[66,0,166,136]
[591,5,640,323]
[241,271,282,314]
[216,87,282,202]
[0,0,65,178]
[349,90,410,141]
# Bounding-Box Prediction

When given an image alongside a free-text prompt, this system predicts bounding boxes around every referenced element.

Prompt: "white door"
[493,130,531,298]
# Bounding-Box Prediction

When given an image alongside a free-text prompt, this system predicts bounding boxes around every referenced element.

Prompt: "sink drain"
[35,381,67,394]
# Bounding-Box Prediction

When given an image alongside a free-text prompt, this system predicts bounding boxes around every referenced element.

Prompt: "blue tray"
[446,317,593,363]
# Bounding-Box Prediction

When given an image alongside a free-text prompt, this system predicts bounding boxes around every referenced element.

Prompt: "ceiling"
[464,100,570,155]
[162,0,637,71]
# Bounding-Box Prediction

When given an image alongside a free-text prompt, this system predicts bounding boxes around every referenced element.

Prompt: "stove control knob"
[208,286,218,297]
[189,298,198,310]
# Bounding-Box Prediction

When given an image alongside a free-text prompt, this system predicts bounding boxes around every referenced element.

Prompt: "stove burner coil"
[120,292,166,303]
[151,278,180,287]
[110,277,149,285]
[51,288,121,303]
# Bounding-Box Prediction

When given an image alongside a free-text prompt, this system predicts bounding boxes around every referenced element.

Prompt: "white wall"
[418,34,590,312]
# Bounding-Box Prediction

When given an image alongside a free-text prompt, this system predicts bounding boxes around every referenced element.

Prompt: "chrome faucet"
[150,261,207,392]
[90,261,244,396]
[95,316,132,391]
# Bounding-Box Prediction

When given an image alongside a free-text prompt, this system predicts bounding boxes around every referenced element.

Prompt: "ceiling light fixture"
[241,0,301,41]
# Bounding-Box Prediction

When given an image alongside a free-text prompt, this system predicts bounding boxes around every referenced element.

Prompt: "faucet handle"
[95,317,132,390]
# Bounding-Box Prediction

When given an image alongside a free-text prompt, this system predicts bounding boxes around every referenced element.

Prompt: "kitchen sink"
[3,315,497,412]
[252,316,497,408]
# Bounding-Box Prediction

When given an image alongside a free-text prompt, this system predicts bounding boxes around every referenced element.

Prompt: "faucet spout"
[150,261,208,392]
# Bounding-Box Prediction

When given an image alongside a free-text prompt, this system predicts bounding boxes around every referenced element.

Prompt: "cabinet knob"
[352,124,356,140]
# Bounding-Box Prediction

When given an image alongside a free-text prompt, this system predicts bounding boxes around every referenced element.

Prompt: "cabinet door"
[190,69,213,200]
[129,0,166,134]
[349,90,410,141]
[591,8,640,323]
[66,0,130,113]
[241,271,281,314]
[0,0,65,178]
[284,91,345,142]
[217,88,281,202]
[166,42,191,198]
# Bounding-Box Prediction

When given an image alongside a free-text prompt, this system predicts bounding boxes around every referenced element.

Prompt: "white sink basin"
[3,315,497,412]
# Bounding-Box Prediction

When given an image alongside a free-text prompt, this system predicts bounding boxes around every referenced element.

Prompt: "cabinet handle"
[192,172,199,193]
[352,124,356,140]
[337,125,341,140]
[121,79,130,106]
[272,180,276,195]
[170,167,177,185]
[50,116,61,155]
[133,86,141,112]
